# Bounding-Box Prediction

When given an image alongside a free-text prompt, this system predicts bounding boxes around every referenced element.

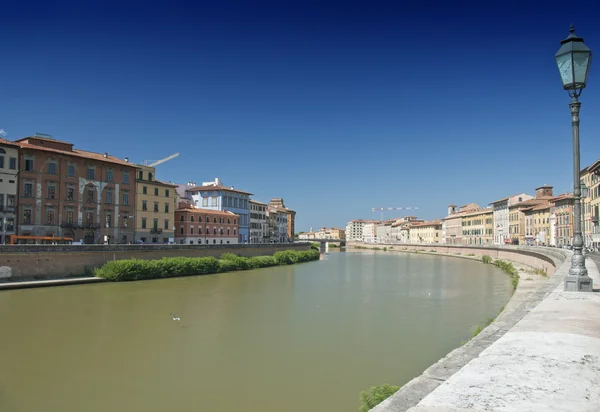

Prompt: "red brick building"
[175,202,239,245]
[15,134,137,244]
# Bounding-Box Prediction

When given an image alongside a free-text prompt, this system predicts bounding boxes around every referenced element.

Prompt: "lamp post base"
[564,275,594,291]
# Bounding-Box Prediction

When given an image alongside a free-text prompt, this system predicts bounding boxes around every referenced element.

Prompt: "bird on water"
[170,313,181,321]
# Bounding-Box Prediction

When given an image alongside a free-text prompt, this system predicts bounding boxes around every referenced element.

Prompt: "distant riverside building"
[345,220,370,241]
[362,221,379,243]
[15,133,136,244]
[552,193,574,248]
[409,220,442,244]
[581,161,600,250]
[442,204,480,244]
[269,198,296,241]
[298,227,345,241]
[135,164,177,244]
[490,193,533,245]
[524,203,552,246]
[0,138,19,244]
[249,199,268,243]
[461,207,493,245]
[174,202,239,245]
[267,205,288,243]
[185,178,251,243]
[508,186,554,245]
[376,220,394,243]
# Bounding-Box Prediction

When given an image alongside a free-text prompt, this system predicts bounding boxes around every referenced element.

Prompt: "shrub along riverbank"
[94,249,321,281]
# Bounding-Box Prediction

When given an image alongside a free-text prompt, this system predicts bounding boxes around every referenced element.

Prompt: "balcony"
[150,228,163,234]
[0,205,15,213]
[592,215,599,224]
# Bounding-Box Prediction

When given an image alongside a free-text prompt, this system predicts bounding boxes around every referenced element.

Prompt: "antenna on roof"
[0,129,6,137]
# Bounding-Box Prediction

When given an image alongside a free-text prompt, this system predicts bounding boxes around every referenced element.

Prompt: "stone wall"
[0,243,311,280]
[349,242,566,276]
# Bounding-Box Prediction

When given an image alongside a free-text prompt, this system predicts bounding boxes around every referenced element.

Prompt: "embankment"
[0,243,311,281]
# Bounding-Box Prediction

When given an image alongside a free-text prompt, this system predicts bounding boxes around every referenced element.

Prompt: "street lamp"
[555,24,594,291]
[580,181,590,255]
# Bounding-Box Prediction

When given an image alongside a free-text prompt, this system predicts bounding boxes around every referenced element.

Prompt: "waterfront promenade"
[373,250,600,412]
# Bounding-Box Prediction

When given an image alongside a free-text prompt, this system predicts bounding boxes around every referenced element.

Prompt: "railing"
[150,228,163,234]
[0,205,16,212]
[60,222,101,230]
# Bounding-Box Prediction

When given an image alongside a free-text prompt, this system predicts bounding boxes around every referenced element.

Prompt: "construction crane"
[372,207,419,221]
[144,153,180,167]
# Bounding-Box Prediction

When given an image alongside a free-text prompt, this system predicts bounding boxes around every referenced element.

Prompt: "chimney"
[125,157,129,162]
[535,185,553,198]
[103,153,108,158]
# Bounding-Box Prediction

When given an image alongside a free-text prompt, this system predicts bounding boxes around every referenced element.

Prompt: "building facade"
[0,138,19,244]
[584,160,600,249]
[15,134,136,244]
[376,221,393,243]
[508,186,554,245]
[491,193,534,245]
[409,220,442,244]
[174,205,239,245]
[249,200,268,243]
[135,164,177,244]
[524,203,552,246]
[346,220,369,241]
[299,227,346,241]
[461,207,493,245]
[186,178,251,243]
[552,194,574,248]
[362,222,378,243]
[269,198,295,240]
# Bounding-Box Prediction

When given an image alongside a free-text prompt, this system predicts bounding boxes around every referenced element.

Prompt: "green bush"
[359,384,400,412]
[493,259,520,291]
[94,249,319,281]
[482,255,492,264]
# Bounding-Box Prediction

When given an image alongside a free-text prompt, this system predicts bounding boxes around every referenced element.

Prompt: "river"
[0,251,512,412]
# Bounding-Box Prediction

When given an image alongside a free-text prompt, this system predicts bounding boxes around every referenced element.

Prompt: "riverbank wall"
[0,243,311,281]
[350,243,600,411]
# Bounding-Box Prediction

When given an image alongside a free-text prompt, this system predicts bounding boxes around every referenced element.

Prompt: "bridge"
[296,239,346,252]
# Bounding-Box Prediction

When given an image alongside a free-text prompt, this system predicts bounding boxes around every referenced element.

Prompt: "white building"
[249,199,268,243]
[376,221,393,244]
[490,193,533,245]
[0,138,18,244]
[362,222,378,243]
[267,206,288,243]
[346,220,369,241]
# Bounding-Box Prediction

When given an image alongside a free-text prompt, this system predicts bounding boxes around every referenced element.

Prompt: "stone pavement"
[374,254,600,412]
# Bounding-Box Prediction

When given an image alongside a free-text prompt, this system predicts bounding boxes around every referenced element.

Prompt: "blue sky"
[2,0,600,231]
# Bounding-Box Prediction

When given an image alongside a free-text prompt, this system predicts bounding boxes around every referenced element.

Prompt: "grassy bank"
[94,249,320,281]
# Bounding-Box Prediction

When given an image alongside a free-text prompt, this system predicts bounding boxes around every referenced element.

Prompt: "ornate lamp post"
[555,25,594,291]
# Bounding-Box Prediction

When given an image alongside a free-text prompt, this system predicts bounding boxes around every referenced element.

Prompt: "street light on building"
[555,24,594,291]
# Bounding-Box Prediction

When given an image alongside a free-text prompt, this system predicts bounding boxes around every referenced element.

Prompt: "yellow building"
[409,220,442,244]
[135,165,178,243]
[524,203,552,245]
[509,186,555,245]
[461,207,493,245]
[581,161,600,249]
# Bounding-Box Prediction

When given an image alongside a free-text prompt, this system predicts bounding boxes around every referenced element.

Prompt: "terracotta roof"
[411,220,442,227]
[153,179,179,188]
[185,184,253,196]
[527,203,552,212]
[15,135,73,146]
[588,159,600,174]
[509,196,554,209]
[0,137,19,147]
[249,199,267,205]
[489,193,530,205]
[461,207,493,217]
[16,141,135,167]
[175,207,239,217]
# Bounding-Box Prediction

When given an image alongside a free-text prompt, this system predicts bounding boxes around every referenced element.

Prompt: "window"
[180,227,184,234]
[9,157,16,170]
[191,227,194,234]
[0,155,4,168]
[123,192,129,205]
[164,219,169,230]
[24,182,33,198]
[191,216,194,222]
[5,218,14,232]
[123,172,130,184]
[23,209,32,225]
[138,171,143,180]
[153,202,159,212]
[202,197,208,207]
[67,164,75,177]
[87,168,95,180]
[67,187,74,201]
[106,190,113,204]
[180,215,184,222]
[106,214,112,228]
[165,189,169,197]
[48,162,57,174]
[66,211,74,224]
[199,227,202,234]
[143,186,147,195]
[24,159,34,171]
[141,218,147,229]
[148,172,153,181]
[164,203,169,213]
[212,197,217,207]
[154,188,159,196]
[47,184,56,199]
[87,189,94,203]
[153,218,159,229]
[107,169,113,182]
[86,212,94,226]
[47,210,55,225]
[213,228,217,234]
[142,201,147,211]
